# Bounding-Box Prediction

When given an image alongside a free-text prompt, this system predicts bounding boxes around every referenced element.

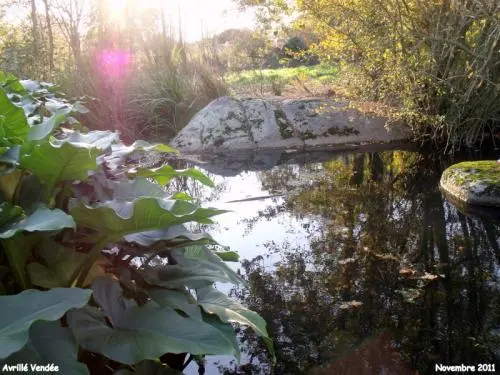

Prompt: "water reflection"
[190,151,500,375]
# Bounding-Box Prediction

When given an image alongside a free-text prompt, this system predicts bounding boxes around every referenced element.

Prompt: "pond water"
[183,149,500,375]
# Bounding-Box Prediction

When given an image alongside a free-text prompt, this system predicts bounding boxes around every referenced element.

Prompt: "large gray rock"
[440,161,500,207]
[170,96,411,153]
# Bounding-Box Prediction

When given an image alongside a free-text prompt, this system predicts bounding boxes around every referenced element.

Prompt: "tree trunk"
[30,0,39,70]
[42,0,54,72]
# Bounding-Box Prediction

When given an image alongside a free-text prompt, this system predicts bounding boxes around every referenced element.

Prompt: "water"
[183,149,500,375]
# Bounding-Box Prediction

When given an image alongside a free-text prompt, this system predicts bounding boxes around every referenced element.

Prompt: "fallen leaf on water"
[338,257,356,265]
[339,300,363,309]
[399,267,416,276]
[421,272,439,280]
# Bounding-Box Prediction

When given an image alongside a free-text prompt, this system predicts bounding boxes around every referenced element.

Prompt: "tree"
[51,0,85,70]
[42,0,54,71]
[237,0,500,149]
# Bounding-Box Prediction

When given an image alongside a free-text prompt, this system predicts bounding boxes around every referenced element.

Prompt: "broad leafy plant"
[0,72,273,374]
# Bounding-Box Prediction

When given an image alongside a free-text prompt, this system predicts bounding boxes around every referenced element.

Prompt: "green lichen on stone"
[323,126,360,137]
[441,161,500,207]
[300,130,318,140]
[274,109,293,139]
[445,160,500,194]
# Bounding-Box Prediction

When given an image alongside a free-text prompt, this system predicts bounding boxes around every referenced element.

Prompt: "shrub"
[294,0,500,149]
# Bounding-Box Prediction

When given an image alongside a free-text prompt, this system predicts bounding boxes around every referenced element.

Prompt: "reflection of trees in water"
[221,151,500,375]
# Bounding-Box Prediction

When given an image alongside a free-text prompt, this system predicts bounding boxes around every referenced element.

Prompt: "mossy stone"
[440,160,500,207]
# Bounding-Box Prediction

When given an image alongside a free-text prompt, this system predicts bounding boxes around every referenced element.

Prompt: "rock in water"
[440,160,500,207]
[170,96,410,153]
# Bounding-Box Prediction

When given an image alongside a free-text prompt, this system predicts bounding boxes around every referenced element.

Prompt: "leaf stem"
[181,355,194,371]
[12,170,26,205]
[69,237,110,288]
[55,182,70,209]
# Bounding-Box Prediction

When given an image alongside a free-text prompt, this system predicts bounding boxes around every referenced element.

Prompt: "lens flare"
[96,49,131,78]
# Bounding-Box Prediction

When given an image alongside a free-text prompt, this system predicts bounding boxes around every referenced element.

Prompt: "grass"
[225,64,338,97]
[59,50,226,143]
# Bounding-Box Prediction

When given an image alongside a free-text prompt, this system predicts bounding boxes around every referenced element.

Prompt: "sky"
[108,0,258,42]
[163,0,257,42]
[4,0,258,43]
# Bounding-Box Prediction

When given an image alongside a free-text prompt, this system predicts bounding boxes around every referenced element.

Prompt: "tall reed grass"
[59,42,226,143]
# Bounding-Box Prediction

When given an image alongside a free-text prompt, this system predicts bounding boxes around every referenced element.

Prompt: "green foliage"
[7,321,90,375]
[226,64,338,96]
[129,165,215,187]
[0,1,225,141]
[0,288,92,358]
[0,73,273,373]
[289,0,500,148]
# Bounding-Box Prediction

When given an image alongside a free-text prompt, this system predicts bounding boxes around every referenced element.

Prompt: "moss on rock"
[274,109,294,139]
[440,160,500,207]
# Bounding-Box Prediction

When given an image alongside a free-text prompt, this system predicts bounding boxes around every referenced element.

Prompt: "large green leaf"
[20,138,102,194]
[114,361,183,375]
[148,288,202,320]
[0,88,29,146]
[129,165,214,187]
[200,312,240,362]
[1,234,38,289]
[124,224,216,247]
[0,202,23,227]
[57,130,119,150]
[79,170,166,203]
[28,111,69,141]
[0,206,75,239]
[92,277,136,326]
[70,197,226,240]
[0,171,23,200]
[109,178,167,200]
[142,264,233,289]
[0,73,26,93]
[16,174,46,212]
[27,239,107,288]
[213,251,239,262]
[105,141,178,171]
[0,287,92,358]
[4,321,89,375]
[0,146,20,176]
[67,303,239,365]
[197,286,275,360]
[197,286,269,339]
[141,247,243,289]
[173,246,243,285]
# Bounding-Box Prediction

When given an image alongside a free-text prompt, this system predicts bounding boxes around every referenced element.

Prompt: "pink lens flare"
[96,49,131,79]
